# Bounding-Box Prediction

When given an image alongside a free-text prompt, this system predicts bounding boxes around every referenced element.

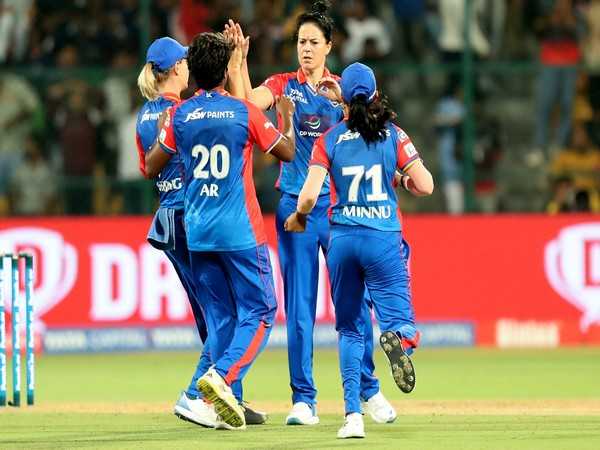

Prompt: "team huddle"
[135,0,433,439]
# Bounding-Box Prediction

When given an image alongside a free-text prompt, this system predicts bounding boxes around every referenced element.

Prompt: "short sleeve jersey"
[135,93,184,208]
[261,68,344,196]
[310,122,420,231]
[159,89,284,251]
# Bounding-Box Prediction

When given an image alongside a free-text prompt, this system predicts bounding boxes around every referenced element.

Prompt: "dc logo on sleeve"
[404,143,417,158]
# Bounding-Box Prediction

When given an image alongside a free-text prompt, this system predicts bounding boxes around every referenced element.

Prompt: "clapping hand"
[316,77,342,103]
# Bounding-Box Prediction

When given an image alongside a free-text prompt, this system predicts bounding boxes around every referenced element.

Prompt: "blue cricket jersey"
[262,69,344,196]
[135,93,185,208]
[311,122,421,231]
[159,88,284,251]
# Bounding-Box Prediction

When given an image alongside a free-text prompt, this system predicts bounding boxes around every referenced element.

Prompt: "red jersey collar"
[296,67,332,85]
[161,92,181,102]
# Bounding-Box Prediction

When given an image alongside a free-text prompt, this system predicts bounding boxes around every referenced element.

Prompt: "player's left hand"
[284,212,307,232]
[235,22,250,60]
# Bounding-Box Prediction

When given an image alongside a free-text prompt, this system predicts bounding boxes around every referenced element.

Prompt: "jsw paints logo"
[184,107,235,122]
[139,109,161,123]
[544,223,600,331]
[0,227,77,319]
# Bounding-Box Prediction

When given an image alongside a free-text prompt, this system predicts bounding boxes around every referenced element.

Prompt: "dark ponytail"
[347,94,397,144]
[295,0,334,42]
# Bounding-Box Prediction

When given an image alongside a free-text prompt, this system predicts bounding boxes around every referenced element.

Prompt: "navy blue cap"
[146,37,188,72]
[340,62,377,103]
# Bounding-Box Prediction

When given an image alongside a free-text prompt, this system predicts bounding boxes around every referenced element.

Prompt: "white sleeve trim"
[265,133,284,154]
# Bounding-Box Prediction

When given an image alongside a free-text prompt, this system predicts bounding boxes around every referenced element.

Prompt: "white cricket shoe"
[285,402,320,425]
[174,391,218,428]
[361,391,397,423]
[197,368,246,429]
[337,412,365,439]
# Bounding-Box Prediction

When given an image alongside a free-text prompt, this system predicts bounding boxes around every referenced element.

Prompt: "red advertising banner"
[1,214,599,348]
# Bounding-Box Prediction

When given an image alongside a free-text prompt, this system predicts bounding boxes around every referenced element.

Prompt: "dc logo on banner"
[0,227,77,320]
[545,223,600,331]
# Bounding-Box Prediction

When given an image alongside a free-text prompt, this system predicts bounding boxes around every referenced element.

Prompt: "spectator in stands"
[103,49,139,124]
[549,123,600,211]
[474,117,504,213]
[9,135,57,216]
[530,0,583,166]
[582,0,600,148]
[434,83,465,214]
[393,0,427,61]
[0,0,33,63]
[573,72,594,125]
[50,81,101,215]
[438,0,491,93]
[546,175,576,213]
[503,0,544,60]
[0,73,41,216]
[341,0,391,63]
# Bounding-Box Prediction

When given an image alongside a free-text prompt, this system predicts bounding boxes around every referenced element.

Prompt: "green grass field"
[2,348,600,449]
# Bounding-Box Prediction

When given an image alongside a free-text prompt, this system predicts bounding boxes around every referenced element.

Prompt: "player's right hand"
[316,77,342,103]
[276,95,295,119]
[284,212,307,233]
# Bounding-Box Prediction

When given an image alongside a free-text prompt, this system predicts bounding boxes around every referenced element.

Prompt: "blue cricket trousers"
[190,244,277,398]
[327,225,419,414]
[164,209,214,399]
[276,193,380,406]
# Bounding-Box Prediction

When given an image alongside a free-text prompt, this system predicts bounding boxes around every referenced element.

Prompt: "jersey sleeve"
[395,126,420,172]
[246,101,284,153]
[135,132,147,177]
[158,106,177,154]
[309,135,330,170]
[261,73,289,102]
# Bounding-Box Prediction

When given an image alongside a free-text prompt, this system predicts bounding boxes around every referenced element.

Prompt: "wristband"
[401,175,411,191]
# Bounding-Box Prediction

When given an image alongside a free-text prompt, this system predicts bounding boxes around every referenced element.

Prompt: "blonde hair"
[137,63,170,100]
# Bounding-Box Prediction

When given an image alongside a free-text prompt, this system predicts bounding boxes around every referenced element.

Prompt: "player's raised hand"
[284,212,307,233]
[226,20,243,71]
[316,77,342,103]
[276,95,295,119]
[235,22,250,60]
[223,20,235,43]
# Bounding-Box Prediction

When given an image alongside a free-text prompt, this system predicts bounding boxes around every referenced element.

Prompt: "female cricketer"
[285,62,434,438]
[157,32,296,430]
[227,1,393,425]
[136,36,265,428]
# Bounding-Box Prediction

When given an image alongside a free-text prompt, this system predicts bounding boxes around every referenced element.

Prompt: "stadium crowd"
[0,0,598,216]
